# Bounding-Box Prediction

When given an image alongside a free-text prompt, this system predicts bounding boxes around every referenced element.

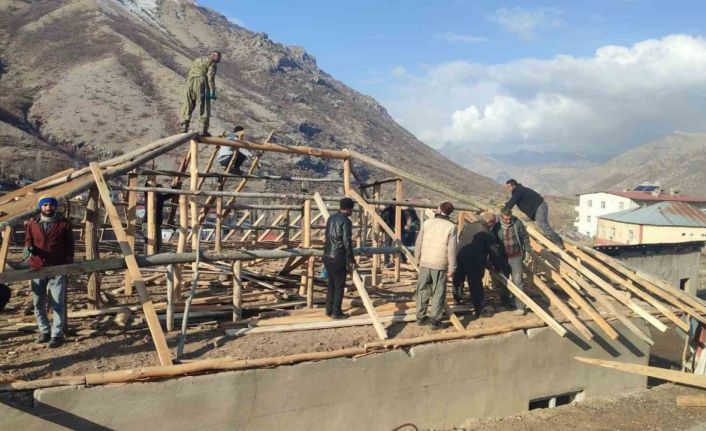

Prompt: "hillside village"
[2,1,706,430]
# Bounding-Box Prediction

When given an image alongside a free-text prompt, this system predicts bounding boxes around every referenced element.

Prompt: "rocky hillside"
[0,0,505,204]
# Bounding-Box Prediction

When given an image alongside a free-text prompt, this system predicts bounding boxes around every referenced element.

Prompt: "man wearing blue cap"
[24,195,74,348]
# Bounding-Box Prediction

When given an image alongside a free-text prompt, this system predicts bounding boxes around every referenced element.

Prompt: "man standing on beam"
[503,179,564,247]
[414,202,457,329]
[323,198,356,319]
[24,195,74,348]
[179,50,221,137]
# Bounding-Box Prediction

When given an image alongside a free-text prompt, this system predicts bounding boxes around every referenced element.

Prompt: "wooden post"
[166,264,175,331]
[0,224,12,272]
[232,260,242,322]
[146,175,157,255]
[215,192,223,253]
[300,200,312,304]
[85,187,101,309]
[190,140,199,275]
[283,209,290,247]
[371,185,380,287]
[175,195,188,299]
[343,158,351,194]
[124,173,137,296]
[89,163,173,366]
[394,179,403,282]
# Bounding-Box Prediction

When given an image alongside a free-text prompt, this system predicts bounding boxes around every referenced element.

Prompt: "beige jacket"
[414,215,456,272]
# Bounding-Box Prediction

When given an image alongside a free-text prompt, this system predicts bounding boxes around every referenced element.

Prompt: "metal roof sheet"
[577,191,706,202]
[598,201,706,227]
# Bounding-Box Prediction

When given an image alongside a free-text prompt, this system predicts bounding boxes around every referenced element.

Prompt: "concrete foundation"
[0,320,650,431]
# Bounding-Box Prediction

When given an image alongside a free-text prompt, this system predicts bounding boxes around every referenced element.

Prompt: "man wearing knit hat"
[24,195,74,348]
[323,197,356,319]
[414,201,457,329]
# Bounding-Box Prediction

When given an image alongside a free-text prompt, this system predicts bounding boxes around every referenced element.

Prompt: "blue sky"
[199,1,706,157]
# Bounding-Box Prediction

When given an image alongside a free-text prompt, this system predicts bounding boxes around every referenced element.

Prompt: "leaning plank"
[0,225,11,272]
[492,273,567,337]
[575,356,706,389]
[89,163,173,366]
[530,228,668,333]
[532,275,593,341]
[313,192,387,340]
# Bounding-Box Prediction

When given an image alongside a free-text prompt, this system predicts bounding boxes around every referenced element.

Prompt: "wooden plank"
[493,273,567,337]
[85,187,101,309]
[530,228,667,332]
[233,260,242,322]
[124,173,138,296]
[146,176,157,255]
[575,356,706,389]
[371,185,380,287]
[89,163,173,366]
[314,192,387,340]
[299,201,312,299]
[677,395,706,407]
[166,264,175,331]
[532,275,593,341]
[175,194,188,298]
[394,179,402,282]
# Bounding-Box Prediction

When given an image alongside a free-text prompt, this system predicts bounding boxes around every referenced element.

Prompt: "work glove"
[22,246,34,260]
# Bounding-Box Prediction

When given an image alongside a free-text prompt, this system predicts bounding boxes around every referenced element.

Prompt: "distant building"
[594,201,706,245]
[574,183,706,238]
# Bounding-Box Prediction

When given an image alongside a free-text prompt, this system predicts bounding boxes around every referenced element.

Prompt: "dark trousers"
[453,261,486,311]
[324,257,347,316]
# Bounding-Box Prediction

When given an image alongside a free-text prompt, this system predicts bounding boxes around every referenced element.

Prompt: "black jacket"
[503,184,544,220]
[380,205,396,227]
[457,221,502,269]
[324,212,354,264]
[492,216,530,259]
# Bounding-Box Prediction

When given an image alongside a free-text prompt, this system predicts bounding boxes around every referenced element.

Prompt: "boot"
[200,130,211,137]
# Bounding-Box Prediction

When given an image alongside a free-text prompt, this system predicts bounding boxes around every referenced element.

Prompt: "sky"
[199,0,706,158]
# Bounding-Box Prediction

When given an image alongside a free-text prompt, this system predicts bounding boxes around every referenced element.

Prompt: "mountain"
[442,132,706,199]
[0,0,505,204]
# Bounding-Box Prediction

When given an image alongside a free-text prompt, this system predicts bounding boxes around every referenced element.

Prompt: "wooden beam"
[677,395,706,407]
[0,224,11,272]
[233,260,242,322]
[199,135,349,160]
[300,201,312,299]
[531,274,593,341]
[146,176,157,255]
[371,185,380,287]
[575,356,706,389]
[394,179,403,282]
[85,187,101,309]
[124,173,138,296]
[89,163,172,366]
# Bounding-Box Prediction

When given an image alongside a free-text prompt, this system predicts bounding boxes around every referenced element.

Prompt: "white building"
[574,184,706,238]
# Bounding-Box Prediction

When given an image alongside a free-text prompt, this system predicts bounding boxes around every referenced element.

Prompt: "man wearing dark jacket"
[454,211,503,318]
[24,195,74,348]
[503,179,563,246]
[492,208,531,315]
[380,202,397,265]
[323,198,356,319]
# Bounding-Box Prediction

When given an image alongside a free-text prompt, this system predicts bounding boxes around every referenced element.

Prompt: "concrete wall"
[596,219,706,246]
[0,321,650,431]
[575,193,636,238]
[618,250,702,296]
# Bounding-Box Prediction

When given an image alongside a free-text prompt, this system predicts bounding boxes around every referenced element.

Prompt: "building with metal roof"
[595,201,706,245]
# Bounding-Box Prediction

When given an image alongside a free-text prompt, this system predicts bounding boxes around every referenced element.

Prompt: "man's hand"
[347,261,356,273]
[523,254,531,266]
[495,203,504,210]
[209,91,217,100]
[22,246,33,260]
[448,270,455,281]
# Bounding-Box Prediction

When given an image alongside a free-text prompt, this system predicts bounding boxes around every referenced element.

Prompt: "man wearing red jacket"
[24,195,74,348]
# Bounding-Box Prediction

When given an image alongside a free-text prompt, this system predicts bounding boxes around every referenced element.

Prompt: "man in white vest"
[414,202,457,329]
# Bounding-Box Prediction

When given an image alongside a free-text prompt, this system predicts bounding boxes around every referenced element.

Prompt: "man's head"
[37,195,58,217]
[339,197,355,215]
[438,201,454,216]
[233,125,244,133]
[505,179,518,193]
[210,50,222,63]
[500,208,513,224]
[480,211,496,227]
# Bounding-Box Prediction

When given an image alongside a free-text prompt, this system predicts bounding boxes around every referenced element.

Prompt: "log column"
[85,187,101,308]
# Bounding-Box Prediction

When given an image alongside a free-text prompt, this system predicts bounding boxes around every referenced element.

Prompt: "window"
[529,391,584,410]
[619,202,624,210]
[600,201,606,209]
[680,278,690,291]
[587,215,591,222]
[610,227,616,238]
[628,230,634,241]
[587,200,592,208]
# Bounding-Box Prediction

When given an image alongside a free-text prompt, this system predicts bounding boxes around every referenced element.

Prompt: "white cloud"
[489,7,563,40]
[436,32,487,44]
[381,34,706,156]
[391,66,408,78]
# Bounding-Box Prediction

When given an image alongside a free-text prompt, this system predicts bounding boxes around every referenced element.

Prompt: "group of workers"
[322,180,562,327]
